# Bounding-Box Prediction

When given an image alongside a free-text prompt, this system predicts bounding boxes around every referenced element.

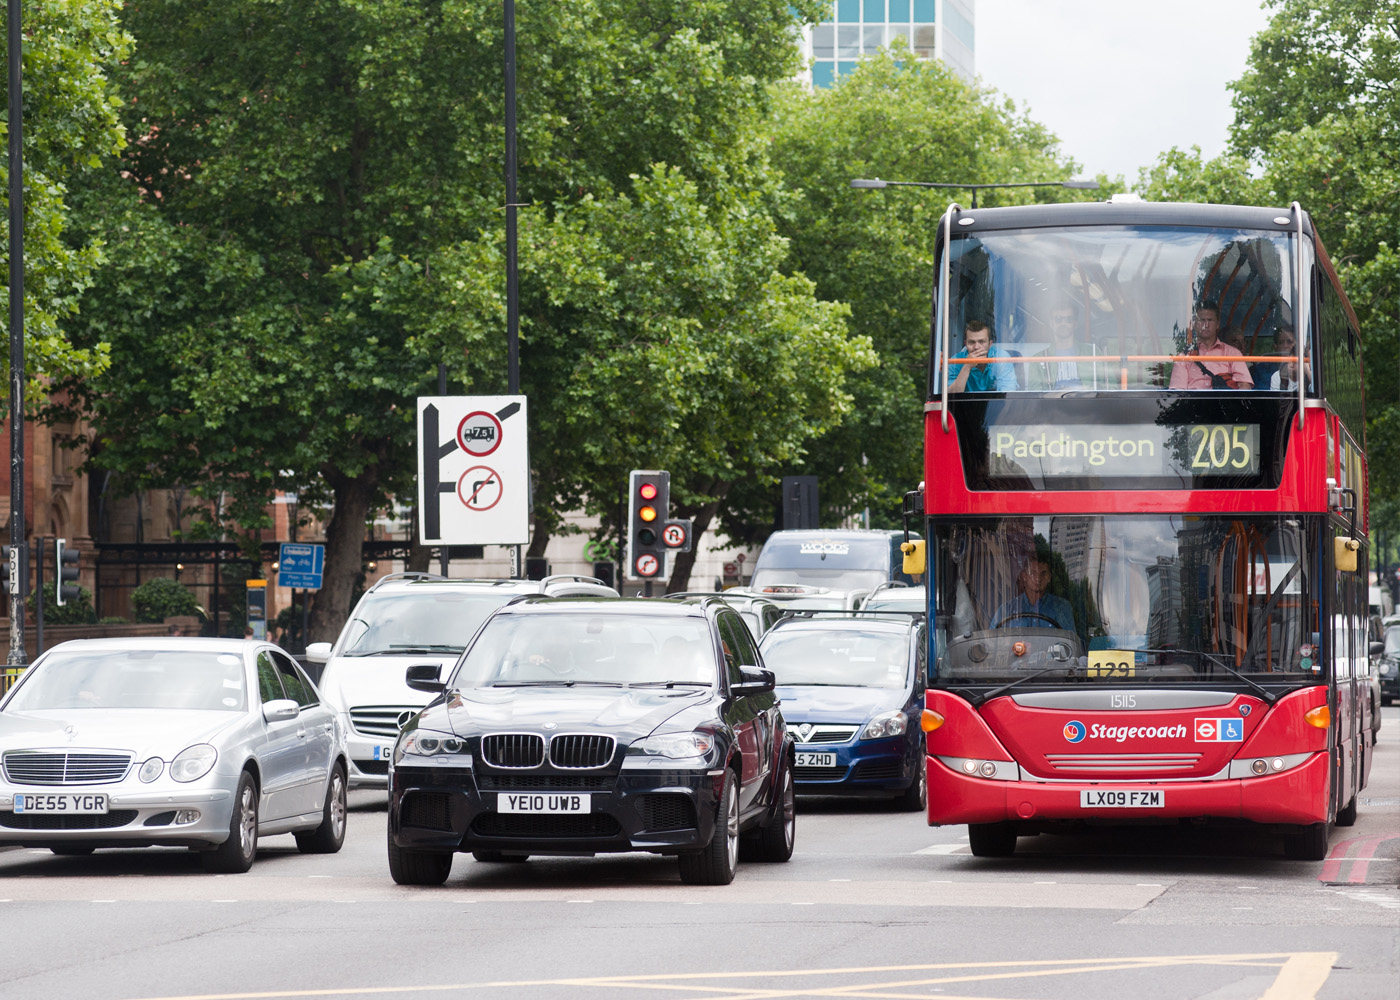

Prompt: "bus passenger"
[1268,325,1312,391]
[1168,301,1254,389]
[949,320,1018,393]
[992,557,1074,631]
[1030,303,1091,389]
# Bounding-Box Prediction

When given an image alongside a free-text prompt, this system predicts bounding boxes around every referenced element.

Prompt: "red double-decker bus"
[916,199,1373,860]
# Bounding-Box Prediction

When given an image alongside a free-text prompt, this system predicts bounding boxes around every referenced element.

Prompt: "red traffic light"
[639,482,658,501]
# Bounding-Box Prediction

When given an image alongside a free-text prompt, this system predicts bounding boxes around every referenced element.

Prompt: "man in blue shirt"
[949,320,1019,392]
[993,556,1075,631]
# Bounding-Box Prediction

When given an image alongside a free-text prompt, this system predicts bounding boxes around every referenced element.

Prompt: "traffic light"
[0,544,15,598]
[55,538,80,606]
[627,470,670,580]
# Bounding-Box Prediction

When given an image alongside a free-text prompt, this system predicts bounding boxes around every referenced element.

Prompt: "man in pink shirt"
[1169,301,1254,389]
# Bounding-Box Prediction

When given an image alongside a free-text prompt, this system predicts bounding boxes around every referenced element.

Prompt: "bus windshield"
[932,515,1316,684]
[938,226,1304,392]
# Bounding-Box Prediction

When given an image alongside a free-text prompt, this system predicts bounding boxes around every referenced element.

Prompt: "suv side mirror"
[304,642,332,664]
[1370,641,1385,658]
[732,665,775,695]
[405,663,446,693]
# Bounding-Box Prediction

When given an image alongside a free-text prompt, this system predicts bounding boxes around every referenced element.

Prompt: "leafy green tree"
[0,0,128,390]
[61,0,842,636]
[1138,1,1400,535]
[754,49,1096,534]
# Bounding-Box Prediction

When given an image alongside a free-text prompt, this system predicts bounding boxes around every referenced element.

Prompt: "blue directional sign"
[278,542,325,590]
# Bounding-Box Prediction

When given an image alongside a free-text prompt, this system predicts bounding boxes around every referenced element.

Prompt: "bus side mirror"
[1334,537,1359,574]
[902,540,926,577]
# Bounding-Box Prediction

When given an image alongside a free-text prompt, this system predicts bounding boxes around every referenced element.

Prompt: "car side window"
[716,614,746,686]
[272,651,316,707]
[729,612,762,668]
[256,651,287,704]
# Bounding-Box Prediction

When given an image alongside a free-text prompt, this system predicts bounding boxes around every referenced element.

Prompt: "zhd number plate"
[796,752,836,768]
[1080,789,1163,809]
[13,792,109,814]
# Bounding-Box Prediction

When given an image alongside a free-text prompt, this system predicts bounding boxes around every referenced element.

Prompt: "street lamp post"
[7,0,26,667]
[851,177,1099,209]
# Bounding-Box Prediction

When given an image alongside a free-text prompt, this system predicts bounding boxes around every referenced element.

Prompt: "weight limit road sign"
[418,396,529,545]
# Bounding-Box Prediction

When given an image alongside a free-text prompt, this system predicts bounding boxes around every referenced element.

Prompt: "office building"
[800,0,976,88]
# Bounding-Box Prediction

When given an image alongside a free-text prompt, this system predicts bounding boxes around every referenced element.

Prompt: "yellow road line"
[1258,952,1339,1000]
[122,952,1336,1000]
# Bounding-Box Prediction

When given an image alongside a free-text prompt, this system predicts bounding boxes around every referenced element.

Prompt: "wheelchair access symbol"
[457,466,503,512]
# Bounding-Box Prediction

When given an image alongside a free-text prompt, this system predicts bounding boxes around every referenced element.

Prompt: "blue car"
[759,613,927,810]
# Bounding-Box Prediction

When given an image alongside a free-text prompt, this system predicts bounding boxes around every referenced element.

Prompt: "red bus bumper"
[927,750,1329,827]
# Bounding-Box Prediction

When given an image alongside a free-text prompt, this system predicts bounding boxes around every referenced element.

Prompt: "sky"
[976,1,1276,184]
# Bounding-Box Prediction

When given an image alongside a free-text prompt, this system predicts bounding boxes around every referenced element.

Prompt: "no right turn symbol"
[458,465,504,511]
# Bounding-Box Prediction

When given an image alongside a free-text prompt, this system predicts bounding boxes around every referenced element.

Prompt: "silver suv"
[305,573,618,788]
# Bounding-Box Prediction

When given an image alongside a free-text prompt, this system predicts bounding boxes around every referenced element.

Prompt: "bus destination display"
[988,423,1261,480]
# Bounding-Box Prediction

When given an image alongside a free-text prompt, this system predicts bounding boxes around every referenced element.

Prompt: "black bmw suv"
[386,597,795,885]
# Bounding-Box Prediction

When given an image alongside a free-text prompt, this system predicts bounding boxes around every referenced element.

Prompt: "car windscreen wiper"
[627,680,712,688]
[389,644,465,653]
[490,679,624,687]
[972,663,1081,706]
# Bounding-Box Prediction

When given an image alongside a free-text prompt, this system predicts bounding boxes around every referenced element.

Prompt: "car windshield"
[762,628,909,689]
[5,650,248,712]
[864,589,925,613]
[938,225,1303,393]
[340,591,513,656]
[452,613,717,687]
[1386,627,1400,657]
[932,514,1313,683]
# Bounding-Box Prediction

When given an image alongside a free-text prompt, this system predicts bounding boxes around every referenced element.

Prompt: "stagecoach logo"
[795,723,815,742]
[396,710,416,730]
[1063,720,1086,743]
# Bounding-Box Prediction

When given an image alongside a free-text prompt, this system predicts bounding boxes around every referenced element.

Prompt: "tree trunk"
[308,470,378,643]
[405,504,432,573]
[666,493,725,594]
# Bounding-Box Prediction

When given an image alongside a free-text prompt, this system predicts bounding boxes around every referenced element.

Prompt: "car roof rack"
[366,572,450,592]
[539,574,612,588]
[770,608,925,628]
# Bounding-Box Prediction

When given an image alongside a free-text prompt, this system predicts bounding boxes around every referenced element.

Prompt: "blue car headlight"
[861,711,908,740]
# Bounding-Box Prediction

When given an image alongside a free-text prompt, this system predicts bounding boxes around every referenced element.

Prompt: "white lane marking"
[915,843,971,855]
[1334,888,1400,910]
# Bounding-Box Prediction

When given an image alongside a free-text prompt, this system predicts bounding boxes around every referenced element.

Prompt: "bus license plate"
[13,793,109,814]
[796,752,836,768]
[1080,789,1163,809]
[497,793,590,814]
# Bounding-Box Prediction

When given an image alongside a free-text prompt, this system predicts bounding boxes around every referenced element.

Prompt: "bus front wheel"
[968,822,1017,857]
[1283,822,1329,861]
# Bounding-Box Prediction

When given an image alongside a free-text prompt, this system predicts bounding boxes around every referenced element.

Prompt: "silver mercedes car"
[0,637,348,872]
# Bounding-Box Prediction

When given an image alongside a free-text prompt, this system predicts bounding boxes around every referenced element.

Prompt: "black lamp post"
[7,0,26,667]
[851,176,1099,209]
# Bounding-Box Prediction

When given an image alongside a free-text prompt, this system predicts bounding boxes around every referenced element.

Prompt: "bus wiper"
[1198,652,1277,703]
[972,663,1080,706]
[1133,648,1277,703]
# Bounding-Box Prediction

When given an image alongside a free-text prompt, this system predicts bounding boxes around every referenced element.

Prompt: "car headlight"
[395,729,466,762]
[630,732,715,759]
[138,757,164,783]
[170,744,217,783]
[862,711,908,740]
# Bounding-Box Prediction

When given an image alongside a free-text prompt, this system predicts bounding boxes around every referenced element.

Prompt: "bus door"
[1330,523,1361,817]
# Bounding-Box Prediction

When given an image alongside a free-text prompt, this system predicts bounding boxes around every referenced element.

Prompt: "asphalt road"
[2,707,1396,1000]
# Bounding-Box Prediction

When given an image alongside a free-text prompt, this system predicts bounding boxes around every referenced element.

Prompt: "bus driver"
[992,556,1075,631]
